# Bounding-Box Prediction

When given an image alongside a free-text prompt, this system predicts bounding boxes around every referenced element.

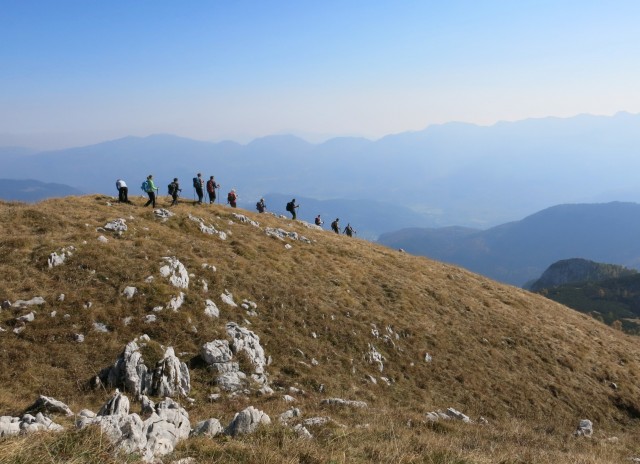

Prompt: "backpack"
[141,180,150,192]
[193,177,200,189]
[227,192,236,202]
[256,201,261,211]
[168,183,175,195]
[286,201,294,212]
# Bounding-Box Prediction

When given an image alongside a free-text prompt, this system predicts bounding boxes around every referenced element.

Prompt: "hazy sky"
[2,1,639,149]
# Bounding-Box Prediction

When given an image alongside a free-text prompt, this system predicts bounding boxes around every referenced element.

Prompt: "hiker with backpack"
[168,178,181,206]
[286,198,299,220]
[206,176,219,204]
[227,189,237,208]
[256,198,266,213]
[193,173,204,204]
[315,215,323,227]
[343,223,356,237]
[115,179,130,203]
[331,218,340,234]
[142,175,158,208]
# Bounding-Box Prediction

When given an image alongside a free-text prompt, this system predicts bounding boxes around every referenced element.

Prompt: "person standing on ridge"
[142,175,158,208]
[193,173,204,204]
[115,178,130,203]
[256,198,266,213]
[315,215,323,227]
[206,176,219,204]
[286,198,299,220]
[331,218,340,234]
[227,189,237,208]
[169,178,181,206]
[343,223,356,237]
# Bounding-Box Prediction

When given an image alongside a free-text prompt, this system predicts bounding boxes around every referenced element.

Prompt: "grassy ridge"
[1,195,640,463]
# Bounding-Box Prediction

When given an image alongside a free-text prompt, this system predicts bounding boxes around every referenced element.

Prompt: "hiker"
[227,189,237,208]
[142,175,158,208]
[115,179,130,203]
[286,198,299,220]
[344,223,356,237]
[168,178,181,206]
[256,198,266,213]
[193,173,204,204]
[331,218,340,234]
[314,215,323,227]
[206,176,219,204]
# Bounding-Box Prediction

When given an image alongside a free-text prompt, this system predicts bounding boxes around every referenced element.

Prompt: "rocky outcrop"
[265,228,311,244]
[47,246,75,268]
[27,395,73,417]
[574,419,593,437]
[321,398,368,408]
[529,258,637,292]
[1,412,63,437]
[104,218,128,232]
[225,406,271,437]
[78,393,190,462]
[226,322,268,386]
[151,347,191,398]
[191,418,223,438]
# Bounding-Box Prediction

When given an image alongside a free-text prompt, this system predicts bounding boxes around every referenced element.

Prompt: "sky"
[1,0,640,150]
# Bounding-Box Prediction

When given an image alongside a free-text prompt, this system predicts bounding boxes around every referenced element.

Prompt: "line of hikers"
[115,176,357,237]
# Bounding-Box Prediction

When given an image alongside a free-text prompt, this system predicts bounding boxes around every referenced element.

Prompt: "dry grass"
[1,195,640,463]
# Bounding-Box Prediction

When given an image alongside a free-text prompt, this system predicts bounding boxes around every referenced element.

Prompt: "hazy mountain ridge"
[529,258,638,292]
[3,112,640,230]
[0,178,84,202]
[378,202,640,286]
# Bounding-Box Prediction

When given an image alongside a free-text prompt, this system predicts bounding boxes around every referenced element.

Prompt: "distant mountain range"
[530,258,640,333]
[3,112,640,232]
[378,202,640,286]
[0,179,83,203]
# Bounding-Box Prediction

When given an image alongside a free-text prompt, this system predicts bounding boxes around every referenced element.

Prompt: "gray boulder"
[225,406,271,437]
[191,418,223,438]
[321,398,368,408]
[105,340,152,397]
[151,347,191,398]
[159,257,189,289]
[98,389,130,416]
[574,419,593,437]
[28,395,73,416]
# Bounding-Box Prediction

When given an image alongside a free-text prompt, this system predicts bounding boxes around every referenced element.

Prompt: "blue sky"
[1,1,639,149]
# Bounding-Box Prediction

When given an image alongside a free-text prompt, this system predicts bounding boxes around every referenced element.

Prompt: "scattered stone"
[94,322,109,333]
[154,208,175,219]
[365,344,385,372]
[279,408,302,424]
[13,325,25,335]
[1,300,11,309]
[302,417,330,427]
[265,227,311,244]
[123,317,133,326]
[84,301,92,309]
[104,218,128,232]
[201,279,209,293]
[221,290,238,307]
[226,322,268,386]
[144,315,157,323]
[283,395,296,403]
[57,294,65,302]
[166,292,185,311]
[191,418,223,438]
[97,235,109,243]
[293,423,313,439]
[284,244,292,250]
[202,263,217,272]
[17,312,35,323]
[159,257,189,289]
[424,353,433,363]
[171,459,197,464]
[48,246,75,268]
[123,286,137,299]
[321,398,368,408]
[231,213,260,228]
[27,395,74,416]
[145,276,154,283]
[204,299,219,318]
[225,406,271,437]
[574,419,593,437]
[13,297,45,308]
[75,333,85,343]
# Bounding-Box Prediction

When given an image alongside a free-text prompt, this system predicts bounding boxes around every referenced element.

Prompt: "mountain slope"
[1,196,640,462]
[379,202,640,286]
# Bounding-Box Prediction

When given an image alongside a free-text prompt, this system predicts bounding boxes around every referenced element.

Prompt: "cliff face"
[529,258,637,291]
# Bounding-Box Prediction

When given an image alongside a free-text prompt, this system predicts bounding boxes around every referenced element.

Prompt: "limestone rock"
[123,286,137,299]
[279,407,302,424]
[17,312,35,323]
[366,343,385,372]
[201,340,234,369]
[166,292,185,311]
[98,389,131,416]
[217,371,247,392]
[105,340,152,397]
[321,398,368,409]
[220,290,237,307]
[226,322,267,379]
[97,235,109,243]
[28,395,73,416]
[204,299,219,318]
[152,347,191,398]
[19,412,64,434]
[293,423,313,439]
[159,257,189,289]
[574,419,593,437]
[231,213,260,228]
[104,218,128,232]
[13,297,45,308]
[191,418,223,437]
[154,208,175,219]
[225,406,271,437]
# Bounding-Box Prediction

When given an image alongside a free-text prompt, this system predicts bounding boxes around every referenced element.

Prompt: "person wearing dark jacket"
[169,178,181,206]
[331,218,340,234]
[206,176,219,204]
[194,173,204,204]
